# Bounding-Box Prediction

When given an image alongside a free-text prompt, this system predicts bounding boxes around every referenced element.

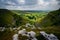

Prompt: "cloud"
[0,0,60,10]
[17,0,25,5]
[25,0,37,5]
[57,0,60,5]
[49,0,60,10]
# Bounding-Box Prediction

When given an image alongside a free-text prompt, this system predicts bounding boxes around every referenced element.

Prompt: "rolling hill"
[40,9,60,27]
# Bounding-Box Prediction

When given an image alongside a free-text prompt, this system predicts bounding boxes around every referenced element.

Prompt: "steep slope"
[40,9,60,27]
[0,9,29,27]
[0,9,15,27]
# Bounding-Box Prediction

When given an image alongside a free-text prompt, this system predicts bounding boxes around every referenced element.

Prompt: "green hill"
[0,9,15,27]
[40,9,60,27]
[0,9,47,27]
[0,9,26,27]
[0,9,60,40]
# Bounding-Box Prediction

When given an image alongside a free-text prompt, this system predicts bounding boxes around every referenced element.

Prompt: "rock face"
[25,23,31,27]
[40,31,59,40]
[18,29,27,36]
[26,31,37,40]
[13,34,18,40]
[13,29,59,40]
[17,29,37,40]
[0,27,5,31]
[28,31,36,38]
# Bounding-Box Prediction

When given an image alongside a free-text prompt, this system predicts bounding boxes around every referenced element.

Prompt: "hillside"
[0,9,47,27]
[40,9,60,27]
[0,9,27,27]
[0,9,60,40]
[0,9,15,27]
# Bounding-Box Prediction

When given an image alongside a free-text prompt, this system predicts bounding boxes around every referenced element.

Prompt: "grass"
[0,9,60,40]
[42,26,60,39]
[0,26,60,40]
[0,30,15,40]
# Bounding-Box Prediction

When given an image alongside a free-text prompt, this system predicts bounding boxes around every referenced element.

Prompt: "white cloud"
[47,0,59,10]
[37,0,49,8]
[38,0,45,5]
[7,1,16,5]
[17,0,25,4]
[0,0,60,10]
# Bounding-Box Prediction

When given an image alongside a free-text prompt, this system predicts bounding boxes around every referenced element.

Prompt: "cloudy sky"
[0,0,60,10]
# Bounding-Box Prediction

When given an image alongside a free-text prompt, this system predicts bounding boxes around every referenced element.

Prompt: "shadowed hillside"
[0,9,24,27]
[0,9,15,27]
[40,9,60,27]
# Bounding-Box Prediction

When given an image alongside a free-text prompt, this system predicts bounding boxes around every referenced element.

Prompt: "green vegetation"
[0,9,47,27]
[0,9,15,27]
[40,9,60,27]
[0,29,15,40]
[0,9,60,40]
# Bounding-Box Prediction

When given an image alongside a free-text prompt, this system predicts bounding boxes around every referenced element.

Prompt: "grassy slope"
[40,9,60,27]
[0,9,15,27]
[0,9,60,40]
[0,9,47,40]
[39,9,60,39]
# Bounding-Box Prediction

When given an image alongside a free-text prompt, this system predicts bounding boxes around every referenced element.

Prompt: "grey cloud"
[57,0,60,1]
[25,0,37,5]
[0,0,60,10]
